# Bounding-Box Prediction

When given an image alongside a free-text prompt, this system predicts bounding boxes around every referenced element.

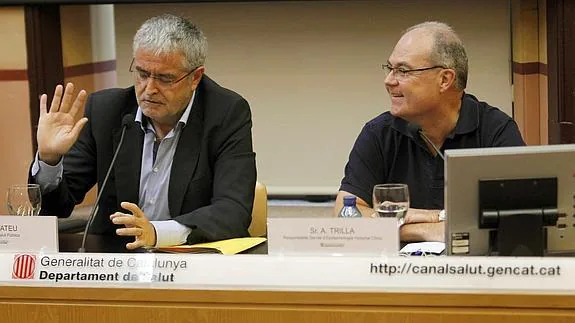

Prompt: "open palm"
[37,83,88,164]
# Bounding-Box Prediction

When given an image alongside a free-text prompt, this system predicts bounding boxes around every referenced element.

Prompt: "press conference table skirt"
[1,236,572,323]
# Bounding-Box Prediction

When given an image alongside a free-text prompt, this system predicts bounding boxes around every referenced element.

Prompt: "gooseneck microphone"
[407,122,445,161]
[78,114,134,252]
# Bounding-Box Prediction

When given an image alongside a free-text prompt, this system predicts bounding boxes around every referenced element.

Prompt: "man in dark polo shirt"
[335,21,524,242]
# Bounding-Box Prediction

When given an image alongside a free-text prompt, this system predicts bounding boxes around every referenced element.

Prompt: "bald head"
[401,22,468,90]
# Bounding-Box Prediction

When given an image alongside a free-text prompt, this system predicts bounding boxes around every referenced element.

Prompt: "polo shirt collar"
[446,92,479,139]
[391,92,479,139]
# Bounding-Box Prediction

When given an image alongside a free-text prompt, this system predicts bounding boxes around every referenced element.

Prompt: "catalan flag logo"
[12,254,36,279]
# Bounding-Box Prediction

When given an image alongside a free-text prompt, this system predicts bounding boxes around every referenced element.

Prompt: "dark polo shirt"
[339,93,525,209]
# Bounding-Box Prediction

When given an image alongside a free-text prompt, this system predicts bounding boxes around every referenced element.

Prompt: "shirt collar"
[449,92,479,137]
[392,92,479,139]
[135,90,196,130]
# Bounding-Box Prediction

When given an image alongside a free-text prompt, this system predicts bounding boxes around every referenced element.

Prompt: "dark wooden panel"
[547,0,575,144]
[561,0,575,141]
[547,0,562,144]
[25,4,64,154]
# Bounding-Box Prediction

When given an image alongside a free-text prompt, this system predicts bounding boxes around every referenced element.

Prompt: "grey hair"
[404,21,468,90]
[133,14,207,70]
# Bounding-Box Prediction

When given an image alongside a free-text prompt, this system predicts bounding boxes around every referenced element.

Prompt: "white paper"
[400,242,445,255]
[0,216,58,253]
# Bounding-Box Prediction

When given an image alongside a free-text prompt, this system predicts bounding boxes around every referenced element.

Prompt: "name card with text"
[0,216,58,252]
[267,217,398,256]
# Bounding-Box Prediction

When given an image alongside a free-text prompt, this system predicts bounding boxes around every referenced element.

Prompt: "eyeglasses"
[129,58,199,88]
[382,64,446,79]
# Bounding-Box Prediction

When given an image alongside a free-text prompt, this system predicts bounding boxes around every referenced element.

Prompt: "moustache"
[141,97,163,104]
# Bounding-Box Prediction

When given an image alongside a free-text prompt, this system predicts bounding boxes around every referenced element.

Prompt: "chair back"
[248,181,267,237]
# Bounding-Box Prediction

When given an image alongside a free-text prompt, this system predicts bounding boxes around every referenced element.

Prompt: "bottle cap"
[343,195,356,206]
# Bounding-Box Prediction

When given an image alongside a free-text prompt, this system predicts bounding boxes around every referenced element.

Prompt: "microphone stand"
[407,121,445,161]
[418,130,445,161]
[78,116,132,252]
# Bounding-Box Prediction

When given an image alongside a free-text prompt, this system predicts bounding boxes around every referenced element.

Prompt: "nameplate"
[0,216,58,252]
[267,217,399,256]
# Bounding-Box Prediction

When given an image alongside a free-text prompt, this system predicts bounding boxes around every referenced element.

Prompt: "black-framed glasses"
[382,64,446,79]
[129,58,199,88]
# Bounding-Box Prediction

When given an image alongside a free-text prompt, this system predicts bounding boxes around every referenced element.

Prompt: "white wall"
[113,0,511,195]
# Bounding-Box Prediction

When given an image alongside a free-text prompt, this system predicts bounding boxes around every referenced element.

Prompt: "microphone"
[407,122,445,161]
[78,114,134,252]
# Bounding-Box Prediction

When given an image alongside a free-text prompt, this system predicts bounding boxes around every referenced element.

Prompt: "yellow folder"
[157,237,266,255]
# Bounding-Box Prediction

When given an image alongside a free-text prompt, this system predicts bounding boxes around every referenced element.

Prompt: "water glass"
[373,183,409,226]
[6,184,42,216]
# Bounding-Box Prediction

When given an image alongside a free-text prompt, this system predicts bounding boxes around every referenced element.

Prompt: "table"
[1,285,575,323]
[58,233,268,254]
[0,235,572,322]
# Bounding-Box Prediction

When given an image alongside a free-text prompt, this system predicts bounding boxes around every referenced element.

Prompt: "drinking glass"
[372,183,409,226]
[6,184,42,216]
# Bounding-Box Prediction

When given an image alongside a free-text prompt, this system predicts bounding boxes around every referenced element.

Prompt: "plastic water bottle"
[338,196,363,218]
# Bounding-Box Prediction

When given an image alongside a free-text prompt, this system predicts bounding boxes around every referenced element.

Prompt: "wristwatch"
[438,209,446,222]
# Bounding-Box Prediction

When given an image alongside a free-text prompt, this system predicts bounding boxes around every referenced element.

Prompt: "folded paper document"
[399,242,445,255]
[158,237,267,255]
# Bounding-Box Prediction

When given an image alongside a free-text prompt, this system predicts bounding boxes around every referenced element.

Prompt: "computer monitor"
[445,144,575,256]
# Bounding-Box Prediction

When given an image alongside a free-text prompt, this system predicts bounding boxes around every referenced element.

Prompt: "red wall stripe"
[512,61,548,76]
[0,59,117,81]
[0,69,28,81]
[63,60,116,78]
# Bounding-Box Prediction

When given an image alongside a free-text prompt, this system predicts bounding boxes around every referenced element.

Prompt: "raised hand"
[37,83,88,165]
